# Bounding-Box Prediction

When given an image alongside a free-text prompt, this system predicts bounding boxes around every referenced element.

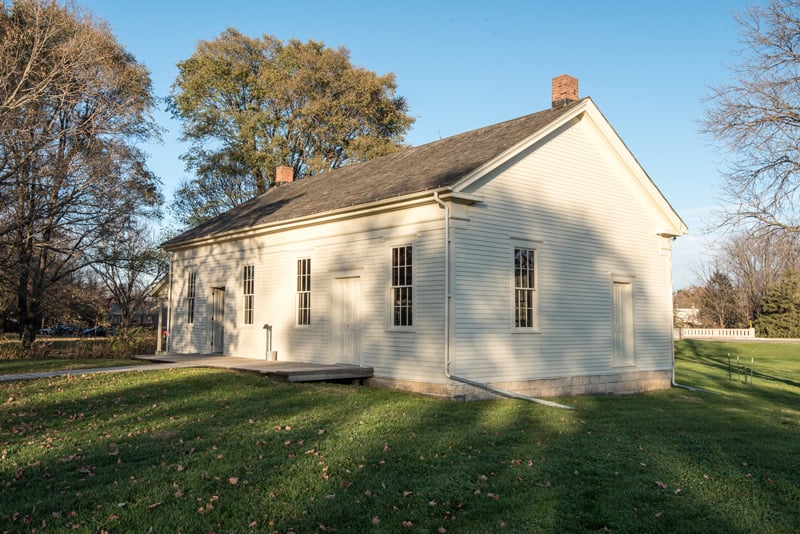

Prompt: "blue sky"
[79,0,754,289]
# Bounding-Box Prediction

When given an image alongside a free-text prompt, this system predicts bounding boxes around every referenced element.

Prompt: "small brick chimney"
[275,165,294,185]
[551,74,578,108]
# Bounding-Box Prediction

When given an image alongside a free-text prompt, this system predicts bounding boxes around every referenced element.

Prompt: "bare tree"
[703,0,800,236]
[720,232,800,322]
[90,224,168,332]
[0,0,161,347]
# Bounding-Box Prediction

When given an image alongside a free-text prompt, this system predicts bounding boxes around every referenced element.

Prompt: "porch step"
[266,365,374,383]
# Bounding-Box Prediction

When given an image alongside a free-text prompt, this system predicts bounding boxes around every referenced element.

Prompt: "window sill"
[385,327,417,333]
[512,328,542,334]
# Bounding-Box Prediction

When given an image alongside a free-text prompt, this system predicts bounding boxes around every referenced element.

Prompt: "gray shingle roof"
[163,98,586,248]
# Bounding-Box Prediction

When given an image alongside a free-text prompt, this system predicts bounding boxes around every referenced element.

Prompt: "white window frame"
[242,265,254,325]
[187,271,197,324]
[512,242,540,332]
[390,244,414,328]
[296,258,311,326]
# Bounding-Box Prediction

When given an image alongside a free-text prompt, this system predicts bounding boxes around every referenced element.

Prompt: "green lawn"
[0,358,142,375]
[1,340,798,532]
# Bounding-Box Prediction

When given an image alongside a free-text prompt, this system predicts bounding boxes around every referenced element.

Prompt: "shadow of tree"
[3,367,797,531]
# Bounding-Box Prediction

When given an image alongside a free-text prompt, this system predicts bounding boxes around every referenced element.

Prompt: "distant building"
[675,306,701,326]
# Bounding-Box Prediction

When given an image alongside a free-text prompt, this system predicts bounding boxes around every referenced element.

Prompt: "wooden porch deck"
[134,354,374,383]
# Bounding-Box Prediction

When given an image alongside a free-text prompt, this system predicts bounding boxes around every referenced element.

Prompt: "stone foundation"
[488,369,672,398]
[365,376,453,398]
[366,369,673,401]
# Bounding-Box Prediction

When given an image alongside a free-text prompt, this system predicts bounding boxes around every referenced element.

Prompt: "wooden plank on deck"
[267,366,374,382]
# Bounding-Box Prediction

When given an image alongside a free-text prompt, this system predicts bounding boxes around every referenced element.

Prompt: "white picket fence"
[673,327,756,340]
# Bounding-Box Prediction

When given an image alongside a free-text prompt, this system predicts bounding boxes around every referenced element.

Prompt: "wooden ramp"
[265,364,374,383]
[135,354,373,383]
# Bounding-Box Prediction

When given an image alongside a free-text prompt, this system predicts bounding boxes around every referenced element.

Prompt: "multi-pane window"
[243,265,254,325]
[297,258,311,325]
[514,248,536,328]
[187,271,196,324]
[391,245,413,326]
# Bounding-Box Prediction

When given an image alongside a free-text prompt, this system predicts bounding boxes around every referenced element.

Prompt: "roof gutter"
[432,192,571,410]
[164,188,456,252]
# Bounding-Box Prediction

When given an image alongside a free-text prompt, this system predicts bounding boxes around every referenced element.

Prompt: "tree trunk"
[16,261,37,349]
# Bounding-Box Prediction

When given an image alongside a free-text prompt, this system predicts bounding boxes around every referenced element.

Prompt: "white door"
[332,277,360,364]
[612,282,634,366]
[211,287,225,354]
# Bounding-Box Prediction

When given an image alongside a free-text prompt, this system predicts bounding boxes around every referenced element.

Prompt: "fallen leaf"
[229,477,239,485]
[372,516,381,525]
[403,490,413,497]
[403,520,413,527]
[655,481,668,490]
[148,502,162,509]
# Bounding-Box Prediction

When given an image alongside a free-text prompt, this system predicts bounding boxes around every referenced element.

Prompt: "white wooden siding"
[167,204,448,384]
[452,117,674,382]
[167,111,677,390]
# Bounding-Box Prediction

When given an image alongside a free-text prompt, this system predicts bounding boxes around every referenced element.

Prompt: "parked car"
[37,327,53,336]
[54,324,81,337]
[82,326,107,337]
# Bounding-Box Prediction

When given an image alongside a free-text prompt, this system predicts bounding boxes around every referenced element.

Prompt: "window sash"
[296,258,311,325]
[187,271,196,324]
[514,248,535,328]
[243,265,254,325]
[391,245,413,326]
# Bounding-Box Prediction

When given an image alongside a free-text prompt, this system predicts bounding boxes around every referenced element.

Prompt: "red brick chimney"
[275,165,294,185]
[551,74,578,108]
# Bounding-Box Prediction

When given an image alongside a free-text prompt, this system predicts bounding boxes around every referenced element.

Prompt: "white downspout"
[433,192,571,410]
[432,192,451,378]
[665,236,708,393]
